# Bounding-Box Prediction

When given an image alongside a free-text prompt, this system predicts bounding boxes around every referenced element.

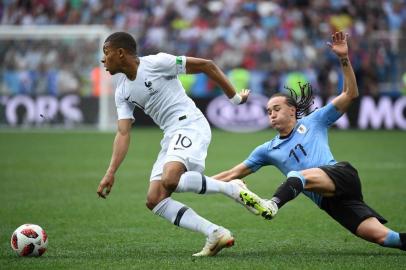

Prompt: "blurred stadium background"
[0,0,405,130]
[1,1,406,269]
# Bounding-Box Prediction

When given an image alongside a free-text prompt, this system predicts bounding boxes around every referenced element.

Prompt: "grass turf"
[1,129,405,269]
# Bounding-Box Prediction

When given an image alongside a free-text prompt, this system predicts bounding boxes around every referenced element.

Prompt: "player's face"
[267,96,296,130]
[101,42,121,75]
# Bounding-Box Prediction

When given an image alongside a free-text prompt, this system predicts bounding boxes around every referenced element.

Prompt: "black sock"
[400,233,406,251]
[271,177,304,209]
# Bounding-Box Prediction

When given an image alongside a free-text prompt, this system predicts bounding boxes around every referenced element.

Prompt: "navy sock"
[400,233,406,251]
[271,177,304,209]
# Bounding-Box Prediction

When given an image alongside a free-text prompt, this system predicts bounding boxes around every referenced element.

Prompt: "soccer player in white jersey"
[96,32,275,256]
[214,32,406,252]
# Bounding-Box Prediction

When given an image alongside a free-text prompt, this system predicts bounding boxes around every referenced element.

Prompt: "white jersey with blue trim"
[114,53,204,132]
[243,103,343,206]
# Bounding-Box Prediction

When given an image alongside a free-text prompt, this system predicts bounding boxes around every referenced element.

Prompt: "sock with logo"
[271,171,305,209]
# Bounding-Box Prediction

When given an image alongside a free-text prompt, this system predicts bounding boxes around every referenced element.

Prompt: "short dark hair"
[105,32,137,55]
[271,82,315,119]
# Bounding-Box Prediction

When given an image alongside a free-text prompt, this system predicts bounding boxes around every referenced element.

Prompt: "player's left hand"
[239,89,251,104]
[327,31,349,58]
[97,173,115,199]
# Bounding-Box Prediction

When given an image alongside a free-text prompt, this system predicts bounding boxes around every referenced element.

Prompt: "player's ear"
[118,48,125,58]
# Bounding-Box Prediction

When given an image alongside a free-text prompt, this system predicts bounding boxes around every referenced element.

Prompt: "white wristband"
[229,94,242,105]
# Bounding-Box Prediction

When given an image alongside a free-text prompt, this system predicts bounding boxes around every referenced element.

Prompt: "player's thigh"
[301,168,335,197]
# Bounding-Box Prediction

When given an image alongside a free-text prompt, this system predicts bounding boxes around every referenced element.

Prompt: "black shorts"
[319,161,387,234]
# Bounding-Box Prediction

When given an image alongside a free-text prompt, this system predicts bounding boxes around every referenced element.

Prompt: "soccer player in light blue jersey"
[214,31,406,252]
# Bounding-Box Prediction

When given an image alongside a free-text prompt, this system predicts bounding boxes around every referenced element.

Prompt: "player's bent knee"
[146,195,165,210]
[301,168,335,195]
[145,197,158,210]
[161,162,185,192]
[146,192,167,210]
[161,176,179,192]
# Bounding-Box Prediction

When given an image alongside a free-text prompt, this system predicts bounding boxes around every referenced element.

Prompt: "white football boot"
[192,227,234,257]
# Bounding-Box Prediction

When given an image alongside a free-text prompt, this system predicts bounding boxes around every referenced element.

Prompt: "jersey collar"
[270,121,301,149]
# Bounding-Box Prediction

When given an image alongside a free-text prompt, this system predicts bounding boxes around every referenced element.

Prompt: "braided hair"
[271,82,315,119]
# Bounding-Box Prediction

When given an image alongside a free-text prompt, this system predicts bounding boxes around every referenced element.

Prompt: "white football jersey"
[114,53,204,132]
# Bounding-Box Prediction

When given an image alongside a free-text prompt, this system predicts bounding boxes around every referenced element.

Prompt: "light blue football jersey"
[243,102,343,206]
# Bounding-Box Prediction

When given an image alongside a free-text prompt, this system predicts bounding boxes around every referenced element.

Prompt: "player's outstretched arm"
[185,57,250,104]
[212,163,253,182]
[328,31,359,113]
[97,119,132,198]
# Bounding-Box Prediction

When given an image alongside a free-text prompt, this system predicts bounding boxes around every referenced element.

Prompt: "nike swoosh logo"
[173,147,184,150]
[125,95,130,101]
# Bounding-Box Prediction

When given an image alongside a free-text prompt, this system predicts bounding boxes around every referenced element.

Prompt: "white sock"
[152,197,218,236]
[175,171,239,199]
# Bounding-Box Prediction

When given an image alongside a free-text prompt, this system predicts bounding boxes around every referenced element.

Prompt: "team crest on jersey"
[144,79,157,96]
[297,124,307,134]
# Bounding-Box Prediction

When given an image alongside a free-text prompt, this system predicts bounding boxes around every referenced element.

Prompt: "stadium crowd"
[0,0,405,97]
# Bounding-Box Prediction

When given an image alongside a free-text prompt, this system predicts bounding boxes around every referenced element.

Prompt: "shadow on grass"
[224,249,405,258]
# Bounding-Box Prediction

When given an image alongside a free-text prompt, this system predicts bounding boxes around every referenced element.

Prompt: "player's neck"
[278,120,296,138]
[124,56,140,81]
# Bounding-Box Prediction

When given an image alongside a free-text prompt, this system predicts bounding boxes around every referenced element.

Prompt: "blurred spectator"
[57,62,79,95]
[0,38,99,96]
[0,0,405,97]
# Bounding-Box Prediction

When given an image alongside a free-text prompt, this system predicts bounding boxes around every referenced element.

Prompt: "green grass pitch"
[1,129,405,269]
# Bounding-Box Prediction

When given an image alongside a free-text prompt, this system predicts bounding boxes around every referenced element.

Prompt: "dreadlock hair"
[105,32,137,56]
[271,82,315,119]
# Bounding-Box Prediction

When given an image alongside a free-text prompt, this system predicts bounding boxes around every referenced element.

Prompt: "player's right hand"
[239,89,251,104]
[97,173,115,199]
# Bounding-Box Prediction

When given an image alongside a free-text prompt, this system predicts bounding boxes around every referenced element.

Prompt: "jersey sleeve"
[243,143,270,173]
[115,90,135,120]
[307,102,343,127]
[154,53,187,75]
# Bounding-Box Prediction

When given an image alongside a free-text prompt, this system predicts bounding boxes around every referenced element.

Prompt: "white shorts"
[150,116,212,181]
